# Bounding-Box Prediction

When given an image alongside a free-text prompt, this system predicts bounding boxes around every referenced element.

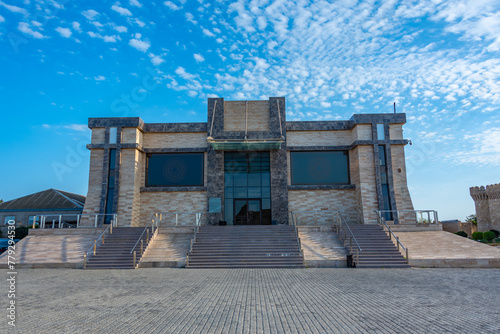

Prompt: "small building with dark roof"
[0,189,86,227]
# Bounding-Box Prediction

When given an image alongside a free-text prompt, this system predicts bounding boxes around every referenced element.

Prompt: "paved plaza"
[2,268,499,333]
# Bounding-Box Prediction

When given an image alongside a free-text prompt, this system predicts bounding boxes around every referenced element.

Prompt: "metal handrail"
[36,213,118,228]
[290,210,362,266]
[375,211,409,261]
[186,213,203,266]
[334,212,362,266]
[129,214,160,269]
[155,212,205,227]
[83,224,112,268]
[376,210,439,225]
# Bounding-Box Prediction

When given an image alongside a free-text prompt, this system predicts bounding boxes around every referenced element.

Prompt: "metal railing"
[289,210,362,266]
[35,214,118,229]
[83,223,114,268]
[155,212,205,227]
[375,211,409,262]
[333,211,362,267]
[376,210,439,225]
[130,215,160,269]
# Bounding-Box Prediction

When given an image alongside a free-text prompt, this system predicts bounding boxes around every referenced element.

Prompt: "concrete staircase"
[187,225,305,268]
[85,227,146,269]
[348,224,410,268]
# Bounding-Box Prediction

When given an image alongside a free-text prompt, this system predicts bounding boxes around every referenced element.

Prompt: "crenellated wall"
[470,183,500,231]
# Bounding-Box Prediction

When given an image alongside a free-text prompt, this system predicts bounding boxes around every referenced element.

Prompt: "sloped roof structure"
[0,189,85,211]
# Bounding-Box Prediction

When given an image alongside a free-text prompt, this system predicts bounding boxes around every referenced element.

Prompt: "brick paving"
[2,268,499,333]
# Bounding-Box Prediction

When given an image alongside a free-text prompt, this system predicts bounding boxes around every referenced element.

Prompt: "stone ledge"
[289,184,356,190]
[140,186,207,192]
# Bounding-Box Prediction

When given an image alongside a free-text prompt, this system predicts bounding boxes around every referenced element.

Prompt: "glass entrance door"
[224,152,271,225]
[234,199,261,225]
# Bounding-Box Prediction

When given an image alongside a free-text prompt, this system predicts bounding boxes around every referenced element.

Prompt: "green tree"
[466,214,477,225]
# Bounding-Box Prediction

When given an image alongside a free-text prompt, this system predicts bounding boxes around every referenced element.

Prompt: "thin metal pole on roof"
[209,100,217,138]
[245,100,248,140]
[277,100,283,137]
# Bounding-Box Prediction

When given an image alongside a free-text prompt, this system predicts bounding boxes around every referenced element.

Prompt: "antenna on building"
[394,102,396,113]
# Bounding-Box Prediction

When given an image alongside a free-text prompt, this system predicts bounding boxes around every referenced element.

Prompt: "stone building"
[82,97,414,227]
[470,183,500,231]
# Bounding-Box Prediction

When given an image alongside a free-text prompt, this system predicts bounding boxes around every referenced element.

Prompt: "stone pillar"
[269,97,288,224]
[206,98,225,224]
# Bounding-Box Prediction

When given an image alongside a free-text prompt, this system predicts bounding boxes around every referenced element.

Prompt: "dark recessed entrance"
[234,199,262,225]
[224,152,271,225]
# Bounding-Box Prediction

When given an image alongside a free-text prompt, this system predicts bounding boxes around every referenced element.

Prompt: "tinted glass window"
[291,151,349,185]
[147,153,204,186]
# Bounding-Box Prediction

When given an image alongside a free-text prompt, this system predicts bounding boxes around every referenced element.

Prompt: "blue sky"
[0,0,499,221]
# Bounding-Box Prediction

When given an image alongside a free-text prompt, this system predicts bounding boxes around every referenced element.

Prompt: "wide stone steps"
[187,225,305,269]
[85,227,148,270]
[348,224,410,269]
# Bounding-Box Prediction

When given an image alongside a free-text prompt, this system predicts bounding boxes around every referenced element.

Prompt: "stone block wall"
[223,101,270,132]
[390,145,415,224]
[139,191,207,225]
[117,149,143,227]
[288,190,359,224]
[470,183,500,231]
[143,133,206,148]
[82,150,104,217]
[287,130,352,147]
[353,124,372,141]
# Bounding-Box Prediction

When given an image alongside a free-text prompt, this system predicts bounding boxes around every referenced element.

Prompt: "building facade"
[83,97,414,227]
[470,183,500,231]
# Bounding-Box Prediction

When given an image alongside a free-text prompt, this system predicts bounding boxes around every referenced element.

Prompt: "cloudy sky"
[0,0,499,221]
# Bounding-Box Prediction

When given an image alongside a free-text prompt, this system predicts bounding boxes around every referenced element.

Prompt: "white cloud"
[87,31,118,43]
[193,53,205,62]
[129,33,150,52]
[18,22,46,39]
[134,18,145,27]
[103,35,117,42]
[164,1,179,10]
[64,124,89,132]
[149,53,165,65]
[129,0,142,7]
[0,14,5,23]
[175,66,195,80]
[0,1,28,15]
[55,27,72,38]
[112,4,132,16]
[72,21,81,32]
[82,9,99,20]
[320,102,331,108]
[202,28,215,37]
[94,76,106,81]
[113,25,128,33]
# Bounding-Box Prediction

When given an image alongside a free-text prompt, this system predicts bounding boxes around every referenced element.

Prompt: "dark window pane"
[234,173,247,187]
[147,153,203,186]
[105,188,114,214]
[234,187,247,198]
[379,146,386,166]
[382,184,393,220]
[248,187,261,198]
[248,173,261,187]
[291,151,349,185]
[109,149,116,170]
[261,172,270,187]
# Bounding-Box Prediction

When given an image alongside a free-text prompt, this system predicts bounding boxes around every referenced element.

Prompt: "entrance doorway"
[224,152,271,225]
[234,199,261,225]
